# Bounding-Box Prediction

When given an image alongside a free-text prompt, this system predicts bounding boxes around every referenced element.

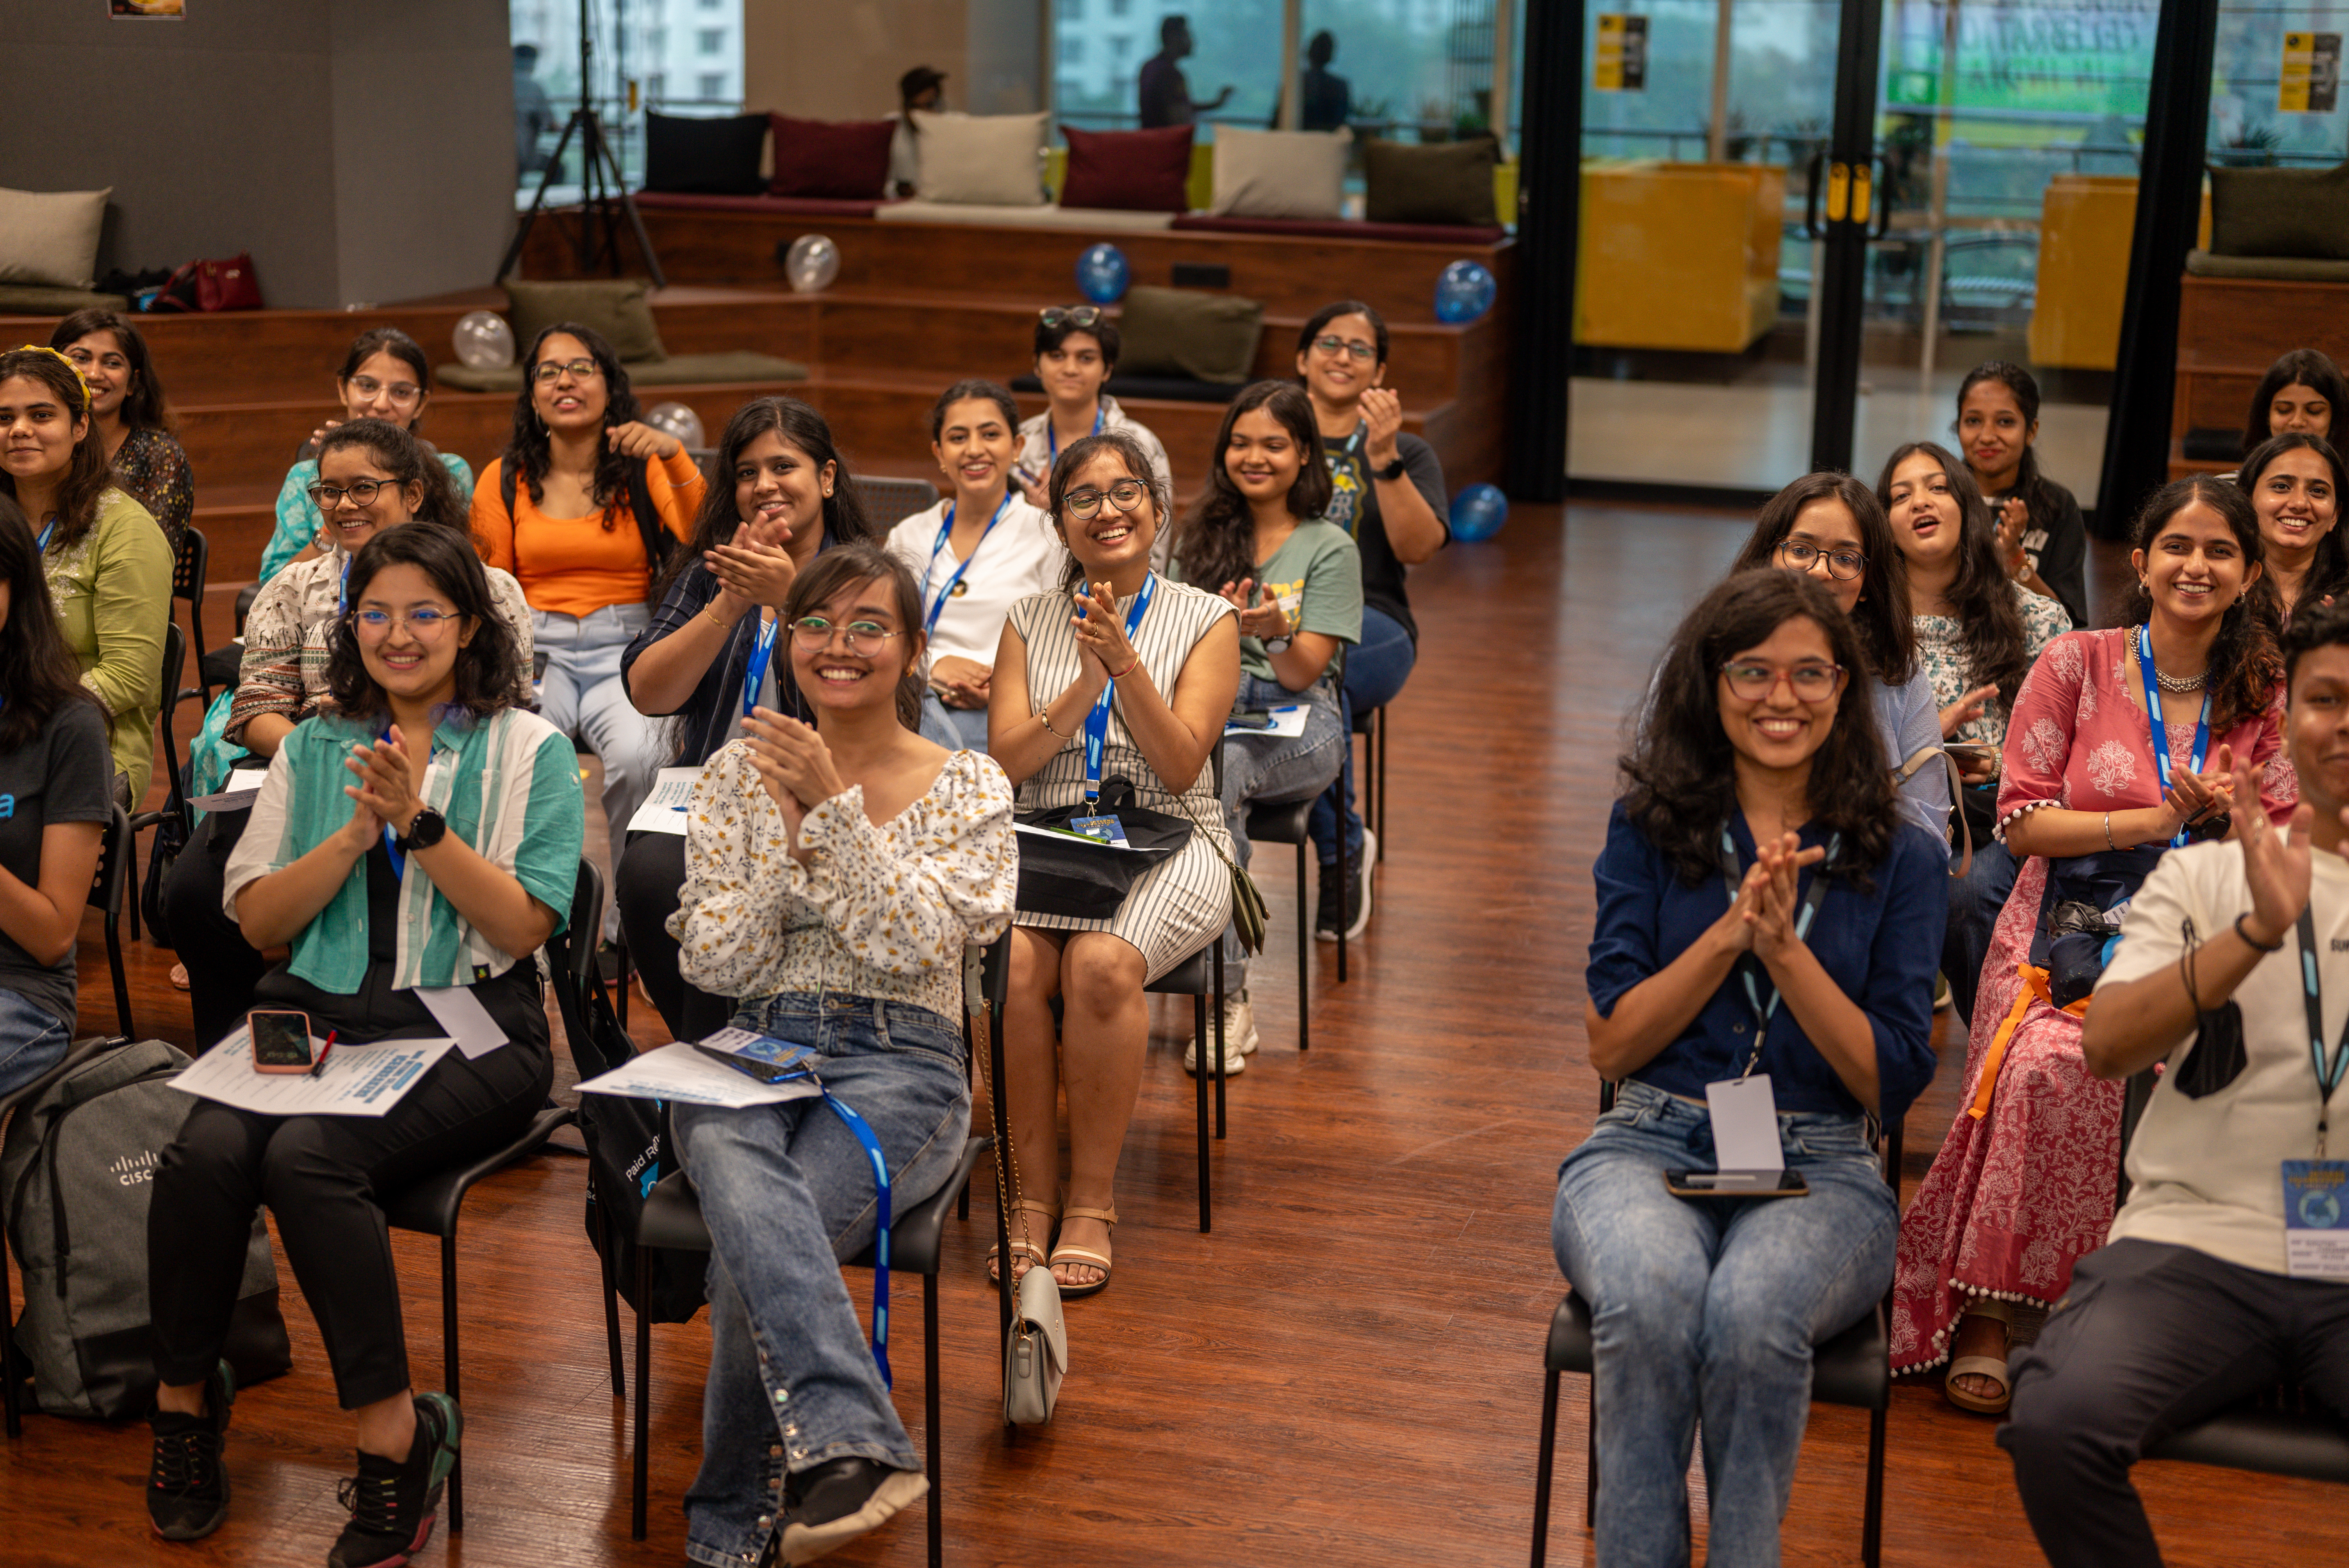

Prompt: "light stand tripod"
[499,0,666,286]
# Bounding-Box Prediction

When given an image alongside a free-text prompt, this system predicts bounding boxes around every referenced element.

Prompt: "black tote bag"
[1014,778,1192,921]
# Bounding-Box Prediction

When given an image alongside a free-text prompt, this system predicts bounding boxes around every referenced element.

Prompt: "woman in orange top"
[472,323,702,939]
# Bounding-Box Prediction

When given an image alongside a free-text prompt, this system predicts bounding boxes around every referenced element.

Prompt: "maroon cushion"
[1171,212,1508,245]
[769,115,895,200]
[1059,123,1194,213]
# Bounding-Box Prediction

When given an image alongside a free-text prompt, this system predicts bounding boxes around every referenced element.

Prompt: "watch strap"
[1374,455,1409,482]
[397,808,447,852]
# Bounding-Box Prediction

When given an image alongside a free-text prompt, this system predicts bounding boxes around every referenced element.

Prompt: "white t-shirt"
[2097,834,2349,1275]
[885,494,1069,671]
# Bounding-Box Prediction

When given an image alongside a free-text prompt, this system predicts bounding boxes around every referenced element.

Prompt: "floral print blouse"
[1913,583,2072,753]
[671,745,1017,1023]
[113,427,194,552]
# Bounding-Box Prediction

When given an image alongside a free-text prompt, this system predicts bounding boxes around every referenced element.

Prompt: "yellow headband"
[9,344,90,410]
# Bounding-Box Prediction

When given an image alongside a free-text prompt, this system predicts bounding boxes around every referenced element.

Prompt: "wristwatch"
[1374,455,1409,483]
[1262,636,1294,654]
[396,808,448,853]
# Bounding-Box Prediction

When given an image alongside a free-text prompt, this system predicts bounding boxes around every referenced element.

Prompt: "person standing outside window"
[1138,16,1231,129]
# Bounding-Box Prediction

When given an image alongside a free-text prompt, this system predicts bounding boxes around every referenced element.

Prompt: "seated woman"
[1891,476,2296,1414]
[889,379,1067,751]
[1294,299,1450,938]
[1012,307,1173,528]
[2236,347,2342,470]
[618,395,882,1042]
[667,541,1013,1567]
[0,345,172,801]
[169,419,535,1040]
[1728,472,1950,849]
[0,496,110,1096]
[1171,380,1358,1070]
[142,525,583,1562]
[473,322,702,942]
[2238,431,2345,622]
[993,431,1241,1296]
[1878,440,2069,1026]
[50,308,194,551]
[1956,361,2088,628]
[1559,568,1943,1568]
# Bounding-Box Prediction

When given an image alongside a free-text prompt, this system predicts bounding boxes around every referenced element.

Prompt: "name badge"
[1705,1073,1786,1177]
[1067,813,1130,848]
[2283,1160,2349,1278]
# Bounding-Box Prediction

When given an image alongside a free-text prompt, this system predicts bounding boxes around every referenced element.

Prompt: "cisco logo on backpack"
[113,1149,161,1186]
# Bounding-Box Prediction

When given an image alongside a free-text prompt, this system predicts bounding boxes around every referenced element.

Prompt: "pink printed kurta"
[1889,627,2294,1371]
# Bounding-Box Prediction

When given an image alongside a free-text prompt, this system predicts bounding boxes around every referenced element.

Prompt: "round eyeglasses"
[1065,480,1149,520]
[1775,539,1868,581]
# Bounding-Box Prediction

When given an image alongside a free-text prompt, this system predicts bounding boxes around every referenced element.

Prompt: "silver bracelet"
[2104,811,2117,851]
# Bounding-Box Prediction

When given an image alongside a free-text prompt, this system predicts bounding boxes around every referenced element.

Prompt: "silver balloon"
[645,401,706,449]
[784,233,840,293]
[451,310,516,371]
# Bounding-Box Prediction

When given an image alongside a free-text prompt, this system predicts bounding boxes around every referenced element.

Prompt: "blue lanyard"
[1715,827,1839,1062]
[741,612,779,721]
[820,1092,895,1384]
[337,558,351,618]
[2294,911,2349,1149]
[2134,625,2211,849]
[1046,406,1105,465]
[922,495,1012,637]
[35,517,56,554]
[1082,573,1157,805]
[378,728,435,878]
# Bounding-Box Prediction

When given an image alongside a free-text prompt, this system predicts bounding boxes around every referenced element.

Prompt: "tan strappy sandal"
[1945,1298,2015,1414]
[1049,1205,1117,1299]
[987,1199,1059,1286]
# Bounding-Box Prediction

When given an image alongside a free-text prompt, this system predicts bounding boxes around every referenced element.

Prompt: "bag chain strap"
[968,951,1042,1278]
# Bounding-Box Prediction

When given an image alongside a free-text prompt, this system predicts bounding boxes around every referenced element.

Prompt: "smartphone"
[250,1010,315,1074]
[693,1037,816,1085]
[1663,1169,1809,1198]
[1943,742,1999,764]
[1227,709,1277,731]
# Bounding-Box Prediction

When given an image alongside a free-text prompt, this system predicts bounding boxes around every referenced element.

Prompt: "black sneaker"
[327,1392,462,1568]
[1314,827,1376,942]
[148,1360,235,1541]
[777,1457,929,1565]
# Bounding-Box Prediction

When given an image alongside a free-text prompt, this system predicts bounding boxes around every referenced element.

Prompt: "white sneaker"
[1185,990,1259,1074]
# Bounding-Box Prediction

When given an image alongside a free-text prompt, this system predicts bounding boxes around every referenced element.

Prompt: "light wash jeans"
[1308,605,1415,866]
[0,989,70,1098]
[1219,672,1345,991]
[672,993,971,1568]
[917,690,988,752]
[1550,1077,1896,1568]
[532,602,665,939]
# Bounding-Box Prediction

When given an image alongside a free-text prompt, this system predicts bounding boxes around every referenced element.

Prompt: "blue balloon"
[1451,483,1508,542]
[1434,259,1497,324]
[1075,243,1130,304]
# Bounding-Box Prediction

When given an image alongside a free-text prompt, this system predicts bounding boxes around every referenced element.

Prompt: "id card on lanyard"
[2135,625,2211,849]
[2286,907,2349,1276]
[922,495,1012,638]
[1704,827,1840,1177]
[1079,574,1157,814]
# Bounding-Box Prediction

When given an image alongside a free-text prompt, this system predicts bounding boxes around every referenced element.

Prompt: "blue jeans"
[1550,1078,1897,1568]
[1220,672,1345,989]
[0,989,69,1098]
[917,690,989,752]
[1944,835,2019,1029]
[533,602,665,939]
[672,993,971,1568]
[1308,606,1414,866]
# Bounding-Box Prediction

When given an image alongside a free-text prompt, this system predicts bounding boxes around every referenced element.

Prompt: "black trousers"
[2001,1237,2349,1567]
[164,809,270,1052]
[615,829,731,1042]
[148,1032,552,1409]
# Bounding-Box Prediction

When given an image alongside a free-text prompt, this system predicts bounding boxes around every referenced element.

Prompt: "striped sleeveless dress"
[1008,575,1236,981]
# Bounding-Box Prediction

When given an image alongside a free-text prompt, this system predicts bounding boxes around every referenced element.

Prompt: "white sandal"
[1944,1298,2014,1414]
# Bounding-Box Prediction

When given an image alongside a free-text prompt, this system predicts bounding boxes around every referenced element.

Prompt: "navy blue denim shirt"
[1586,800,1944,1123]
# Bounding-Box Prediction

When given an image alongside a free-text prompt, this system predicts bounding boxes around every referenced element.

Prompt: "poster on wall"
[2280,32,2342,114]
[1594,15,1649,93]
[111,0,185,14]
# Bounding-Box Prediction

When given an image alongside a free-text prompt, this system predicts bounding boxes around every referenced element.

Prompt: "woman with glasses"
[169,419,535,1037]
[1013,307,1172,529]
[1292,299,1447,942]
[474,322,703,942]
[1561,567,1943,1568]
[665,541,1014,1566]
[49,308,194,552]
[617,395,883,1041]
[892,380,1069,751]
[993,431,1241,1296]
[1892,477,2294,1416]
[1957,361,2087,628]
[1171,380,1358,1071]
[142,524,582,1565]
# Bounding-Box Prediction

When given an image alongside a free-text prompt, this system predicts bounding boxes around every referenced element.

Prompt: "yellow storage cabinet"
[1576,161,1786,353]
[2030,174,2211,371]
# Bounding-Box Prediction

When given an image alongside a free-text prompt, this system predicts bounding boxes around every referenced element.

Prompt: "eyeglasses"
[1720,660,1845,703]
[351,607,458,640]
[531,357,603,384]
[308,478,400,510]
[1039,306,1104,330]
[1775,539,1869,581]
[790,615,901,654]
[1065,480,1149,520]
[1311,335,1378,363]
[348,374,422,406]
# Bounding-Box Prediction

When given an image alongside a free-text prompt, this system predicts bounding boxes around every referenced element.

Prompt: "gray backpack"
[3,1039,290,1419]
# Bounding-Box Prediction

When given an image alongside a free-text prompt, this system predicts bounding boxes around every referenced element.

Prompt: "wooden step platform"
[2169,271,2349,479]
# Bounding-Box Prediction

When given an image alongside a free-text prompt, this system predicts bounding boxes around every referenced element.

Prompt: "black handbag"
[1013,778,1192,920]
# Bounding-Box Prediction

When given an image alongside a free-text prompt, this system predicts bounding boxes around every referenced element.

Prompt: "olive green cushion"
[500,276,670,364]
[435,350,807,394]
[0,284,130,315]
[1116,285,1264,385]
[1362,137,1499,228]
[2206,162,2349,260]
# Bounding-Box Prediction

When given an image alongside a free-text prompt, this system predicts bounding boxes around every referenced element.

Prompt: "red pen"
[310,1030,338,1078]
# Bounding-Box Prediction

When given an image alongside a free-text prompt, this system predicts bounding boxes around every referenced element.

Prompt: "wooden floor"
[3,502,2337,1567]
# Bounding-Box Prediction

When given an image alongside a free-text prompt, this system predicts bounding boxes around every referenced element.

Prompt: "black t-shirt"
[0,700,112,1026]
[1320,424,1449,643]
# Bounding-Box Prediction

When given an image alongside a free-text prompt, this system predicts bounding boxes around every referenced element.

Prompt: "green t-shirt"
[1178,520,1363,685]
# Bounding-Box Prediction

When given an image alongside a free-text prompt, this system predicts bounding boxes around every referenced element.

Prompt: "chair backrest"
[154,622,190,820]
[172,526,207,603]
[2115,1066,2160,1207]
[86,806,130,917]
[853,475,941,530]
[547,857,632,1081]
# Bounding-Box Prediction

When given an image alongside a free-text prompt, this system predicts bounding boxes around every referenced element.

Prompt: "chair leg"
[441,1230,463,1532]
[1863,1399,1887,1568]
[1212,943,1226,1142]
[106,907,133,1040]
[1583,1378,1598,1527]
[1335,781,1349,985]
[1295,837,1312,1045]
[125,838,141,942]
[1193,990,1210,1233]
[925,1274,943,1568]
[614,937,630,1032]
[597,1205,625,1398]
[1530,1367,1560,1568]
[3,1234,21,1438]
[631,1248,652,1541]
[1374,708,1387,860]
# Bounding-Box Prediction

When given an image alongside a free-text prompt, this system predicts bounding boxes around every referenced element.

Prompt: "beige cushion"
[2207,162,2349,259]
[0,187,111,290]
[501,277,670,364]
[1210,128,1350,220]
[1117,285,1264,384]
[908,110,1049,207]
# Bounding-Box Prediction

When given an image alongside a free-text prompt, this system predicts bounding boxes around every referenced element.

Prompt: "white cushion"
[908,110,1049,207]
[0,187,111,290]
[1210,128,1349,219]
[873,200,1175,232]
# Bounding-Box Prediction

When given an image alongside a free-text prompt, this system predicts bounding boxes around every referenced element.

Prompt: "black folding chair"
[173,527,213,709]
[126,622,189,942]
[1352,698,1386,864]
[852,476,942,530]
[87,807,134,1039]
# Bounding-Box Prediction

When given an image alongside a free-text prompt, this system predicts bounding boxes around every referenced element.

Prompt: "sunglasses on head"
[1039,306,1104,330]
